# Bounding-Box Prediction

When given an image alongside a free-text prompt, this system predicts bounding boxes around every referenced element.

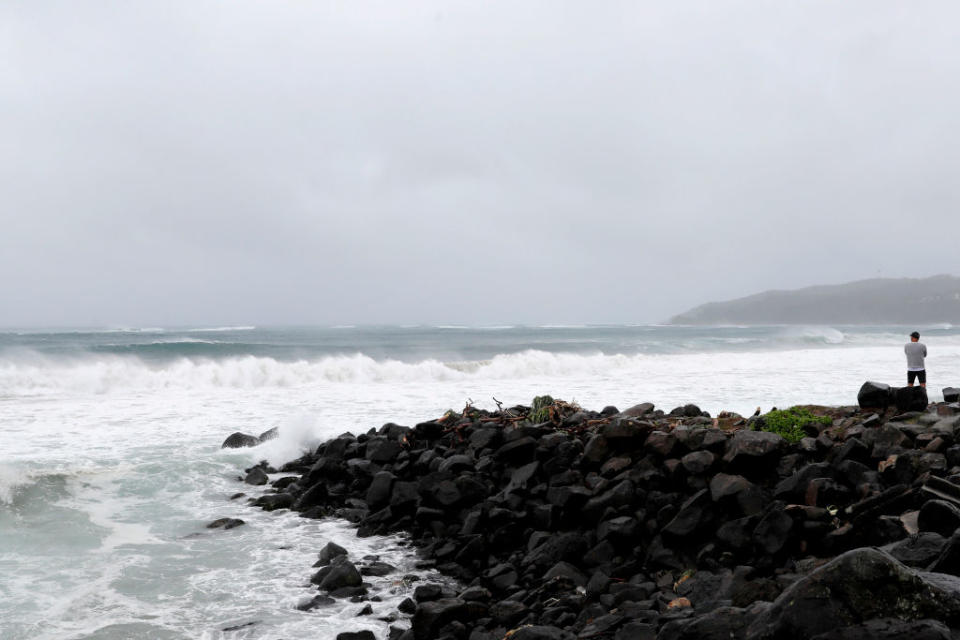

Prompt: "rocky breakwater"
[234,388,960,639]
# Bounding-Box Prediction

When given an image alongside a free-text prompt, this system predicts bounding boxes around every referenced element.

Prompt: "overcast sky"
[2,2,958,326]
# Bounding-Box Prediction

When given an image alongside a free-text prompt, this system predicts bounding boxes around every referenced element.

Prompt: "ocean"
[3,323,960,639]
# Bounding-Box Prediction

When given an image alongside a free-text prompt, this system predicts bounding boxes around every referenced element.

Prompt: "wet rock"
[894,386,928,412]
[337,632,376,640]
[221,432,260,448]
[366,437,403,463]
[618,402,655,418]
[746,547,960,639]
[411,599,468,640]
[244,467,269,485]
[542,561,587,586]
[296,594,335,610]
[808,618,951,640]
[918,499,960,537]
[944,388,960,403]
[614,621,656,640]
[414,584,443,602]
[857,381,891,408]
[361,561,396,577]
[663,489,713,538]
[254,493,294,511]
[318,559,363,592]
[883,532,947,567]
[583,435,610,464]
[723,431,785,474]
[601,419,651,448]
[659,603,768,640]
[927,530,960,575]
[318,541,348,565]
[438,454,474,473]
[206,517,245,529]
[645,431,677,457]
[510,626,575,640]
[752,506,793,555]
[366,471,395,509]
[258,427,279,442]
[681,451,715,475]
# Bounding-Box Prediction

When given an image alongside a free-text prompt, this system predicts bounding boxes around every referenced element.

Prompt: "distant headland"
[669,275,960,325]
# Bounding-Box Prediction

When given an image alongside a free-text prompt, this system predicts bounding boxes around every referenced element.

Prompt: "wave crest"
[0,351,643,394]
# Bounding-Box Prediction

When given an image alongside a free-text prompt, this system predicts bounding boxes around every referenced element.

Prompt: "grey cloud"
[2,1,959,326]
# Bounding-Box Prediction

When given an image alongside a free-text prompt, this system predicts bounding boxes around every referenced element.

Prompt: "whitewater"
[3,324,960,639]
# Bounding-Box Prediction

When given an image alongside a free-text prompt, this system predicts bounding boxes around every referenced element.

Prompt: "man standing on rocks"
[905,330,927,388]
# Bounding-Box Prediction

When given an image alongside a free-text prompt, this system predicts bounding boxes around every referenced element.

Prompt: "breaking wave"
[0,351,647,393]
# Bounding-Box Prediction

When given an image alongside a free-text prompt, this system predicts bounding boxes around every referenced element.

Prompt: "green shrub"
[758,407,831,443]
[529,395,555,423]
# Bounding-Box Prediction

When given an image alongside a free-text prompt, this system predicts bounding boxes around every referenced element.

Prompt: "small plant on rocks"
[529,395,556,423]
[758,406,831,443]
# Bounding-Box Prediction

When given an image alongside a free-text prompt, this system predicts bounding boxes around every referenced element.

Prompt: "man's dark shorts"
[908,370,926,385]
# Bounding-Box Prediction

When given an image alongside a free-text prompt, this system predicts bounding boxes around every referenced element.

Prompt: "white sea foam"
[0,464,30,505]
[187,326,256,332]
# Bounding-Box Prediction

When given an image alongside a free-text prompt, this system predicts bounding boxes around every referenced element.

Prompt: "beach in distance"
[3,324,960,639]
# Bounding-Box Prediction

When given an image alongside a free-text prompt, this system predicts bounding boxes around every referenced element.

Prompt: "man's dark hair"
[911,331,920,339]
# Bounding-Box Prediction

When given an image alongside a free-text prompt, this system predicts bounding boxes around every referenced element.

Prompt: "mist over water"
[3,324,959,639]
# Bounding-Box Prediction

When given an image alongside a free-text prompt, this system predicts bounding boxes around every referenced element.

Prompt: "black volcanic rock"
[221,432,260,448]
[858,381,892,409]
[746,547,960,639]
[240,393,960,640]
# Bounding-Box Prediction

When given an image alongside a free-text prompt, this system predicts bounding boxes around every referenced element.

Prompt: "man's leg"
[919,370,927,388]
[908,371,916,387]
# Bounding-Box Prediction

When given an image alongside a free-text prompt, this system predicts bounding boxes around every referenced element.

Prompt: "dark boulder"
[414,584,443,602]
[542,560,587,587]
[296,481,328,510]
[618,402,655,418]
[918,499,960,537]
[883,532,947,568]
[944,387,960,403]
[411,599,468,640]
[522,531,587,570]
[366,438,403,463]
[258,427,279,442]
[336,632,375,640]
[206,517,245,529]
[752,505,793,555]
[746,547,960,639]
[317,541,348,565]
[221,432,260,448]
[659,603,768,640]
[438,454,474,473]
[318,559,363,592]
[583,435,610,463]
[495,437,538,464]
[243,467,268,485]
[296,594,335,610]
[681,451,715,475]
[508,626,575,640]
[365,471,395,509]
[663,489,713,538]
[723,431,785,475]
[857,381,891,408]
[894,386,929,412]
[254,493,294,511]
[601,419,651,448]
[928,530,960,576]
[808,618,951,640]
